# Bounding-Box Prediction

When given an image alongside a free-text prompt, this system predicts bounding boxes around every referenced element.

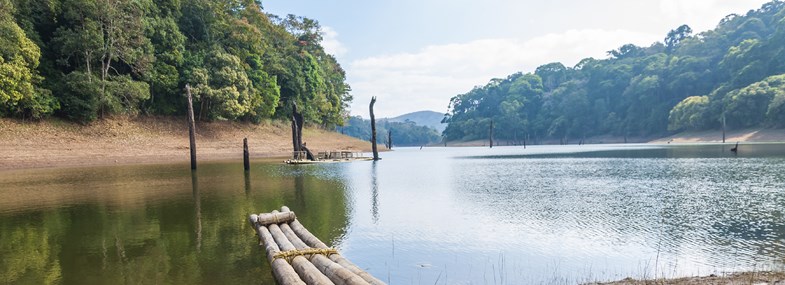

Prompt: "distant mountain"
[388,110,446,132]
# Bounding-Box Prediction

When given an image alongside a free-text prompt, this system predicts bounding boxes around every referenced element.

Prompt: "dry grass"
[0,116,372,170]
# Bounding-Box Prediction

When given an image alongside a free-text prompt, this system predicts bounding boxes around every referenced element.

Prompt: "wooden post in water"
[186,84,197,170]
[489,120,494,148]
[722,113,727,143]
[243,138,250,171]
[369,97,379,160]
[387,129,392,150]
[523,133,527,149]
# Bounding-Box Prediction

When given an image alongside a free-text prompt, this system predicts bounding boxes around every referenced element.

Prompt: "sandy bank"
[443,128,785,147]
[650,128,785,143]
[0,117,373,171]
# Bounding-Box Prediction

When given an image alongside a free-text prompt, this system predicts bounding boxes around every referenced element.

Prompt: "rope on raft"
[274,248,340,263]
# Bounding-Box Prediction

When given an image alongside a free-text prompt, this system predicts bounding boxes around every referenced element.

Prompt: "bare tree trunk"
[489,120,494,148]
[387,129,392,150]
[722,113,726,143]
[290,103,314,160]
[369,97,379,160]
[85,51,92,82]
[186,85,197,170]
[291,114,300,153]
[243,138,250,171]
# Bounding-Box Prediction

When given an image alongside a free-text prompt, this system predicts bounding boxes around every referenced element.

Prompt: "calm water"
[2,144,785,284]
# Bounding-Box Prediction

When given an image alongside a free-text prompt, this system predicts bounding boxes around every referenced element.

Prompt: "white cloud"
[346,29,660,118]
[321,26,347,57]
[658,0,768,32]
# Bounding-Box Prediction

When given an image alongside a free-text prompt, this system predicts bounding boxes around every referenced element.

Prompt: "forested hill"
[389,110,446,132]
[0,0,350,126]
[443,1,785,143]
[337,116,442,147]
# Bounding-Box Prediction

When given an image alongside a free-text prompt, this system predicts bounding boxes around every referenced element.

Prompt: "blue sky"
[264,0,770,118]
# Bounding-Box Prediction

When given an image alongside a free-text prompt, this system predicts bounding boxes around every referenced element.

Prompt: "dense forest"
[337,116,442,147]
[443,1,785,142]
[0,0,350,126]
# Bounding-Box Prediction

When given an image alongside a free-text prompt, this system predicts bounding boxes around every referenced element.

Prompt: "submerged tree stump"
[248,207,386,285]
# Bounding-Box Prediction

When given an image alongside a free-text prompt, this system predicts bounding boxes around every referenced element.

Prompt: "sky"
[263,0,771,118]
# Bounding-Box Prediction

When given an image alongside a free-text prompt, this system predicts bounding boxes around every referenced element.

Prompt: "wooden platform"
[248,207,385,285]
[285,151,374,164]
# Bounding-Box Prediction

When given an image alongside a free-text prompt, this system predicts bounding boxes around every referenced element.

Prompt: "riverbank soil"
[442,128,785,147]
[0,117,372,170]
[592,271,785,285]
[650,128,785,143]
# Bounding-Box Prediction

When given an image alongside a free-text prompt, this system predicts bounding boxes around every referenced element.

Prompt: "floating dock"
[285,151,374,164]
[248,207,385,285]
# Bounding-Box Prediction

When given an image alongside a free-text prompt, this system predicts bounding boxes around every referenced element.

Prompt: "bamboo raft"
[248,207,385,285]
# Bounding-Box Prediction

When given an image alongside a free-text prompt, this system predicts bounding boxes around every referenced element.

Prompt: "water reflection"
[0,161,351,284]
[371,161,379,224]
[2,144,785,284]
[243,170,251,197]
[192,171,202,252]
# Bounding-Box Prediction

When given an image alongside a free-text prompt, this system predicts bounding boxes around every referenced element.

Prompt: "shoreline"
[0,117,373,171]
[442,128,785,147]
[2,118,783,171]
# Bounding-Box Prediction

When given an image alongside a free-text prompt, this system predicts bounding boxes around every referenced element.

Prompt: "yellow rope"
[273,248,339,263]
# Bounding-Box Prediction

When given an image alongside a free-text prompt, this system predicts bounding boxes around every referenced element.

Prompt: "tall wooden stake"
[243,137,250,171]
[489,120,494,148]
[370,97,379,160]
[186,84,197,170]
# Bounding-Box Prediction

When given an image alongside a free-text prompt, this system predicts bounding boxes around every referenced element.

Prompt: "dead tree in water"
[290,103,314,160]
[370,97,379,160]
[185,84,197,170]
[387,129,393,150]
[243,138,250,171]
[722,114,727,143]
[489,120,494,148]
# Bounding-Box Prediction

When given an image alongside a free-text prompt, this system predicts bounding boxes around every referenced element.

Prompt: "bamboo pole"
[248,215,306,285]
[186,84,197,170]
[369,97,379,160]
[281,207,386,285]
[255,211,297,226]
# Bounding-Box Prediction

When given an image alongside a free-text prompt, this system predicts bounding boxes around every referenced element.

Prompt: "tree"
[608,44,644,59]
[668,96,711,131]
[51,0,153,119]
[722,75,783,128]
[0,0,56,119]
[665,24,692,52]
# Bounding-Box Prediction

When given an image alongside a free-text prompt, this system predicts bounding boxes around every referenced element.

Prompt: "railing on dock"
[292,151,308,161]
[316,151,364,160]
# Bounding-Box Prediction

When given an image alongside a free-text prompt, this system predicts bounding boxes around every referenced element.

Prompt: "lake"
[2,143,785,284]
